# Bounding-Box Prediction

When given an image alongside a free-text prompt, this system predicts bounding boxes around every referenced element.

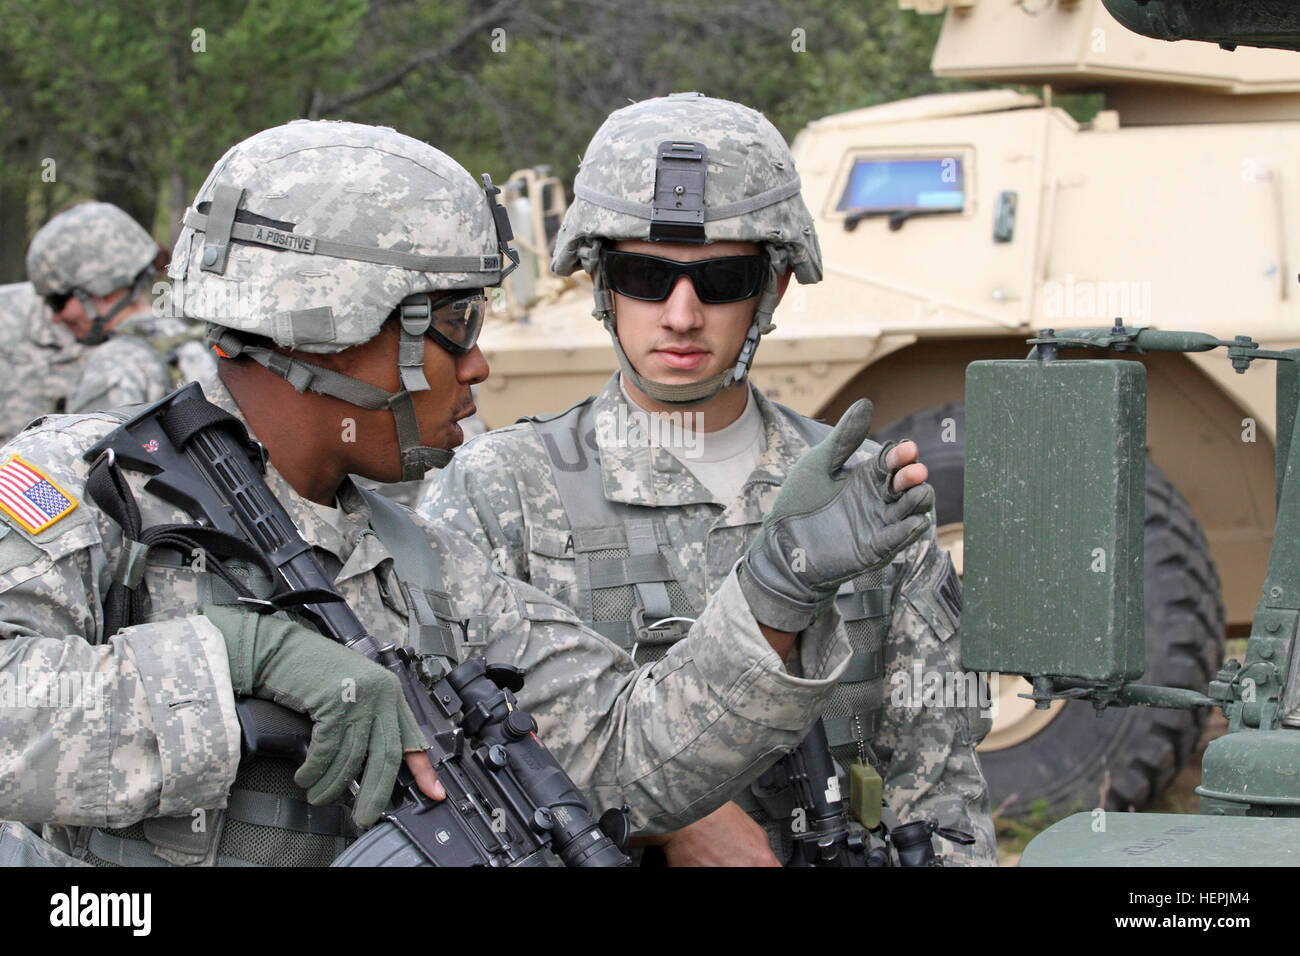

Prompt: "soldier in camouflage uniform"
[0,281,87,446]
[25,201,213,416]
[419,93,998,865]
[0,119,925,867]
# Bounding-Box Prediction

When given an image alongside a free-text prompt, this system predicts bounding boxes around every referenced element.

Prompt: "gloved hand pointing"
[738,399,934,632]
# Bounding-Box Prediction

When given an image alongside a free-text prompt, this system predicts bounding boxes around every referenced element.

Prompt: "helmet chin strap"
[605,314,752,407]
[583,239,786,408]
[209,320,454,483]
[72,268,156,345]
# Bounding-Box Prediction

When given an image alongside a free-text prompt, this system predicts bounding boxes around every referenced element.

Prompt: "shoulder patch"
[0,525,43,576]
[901,546,963,642]
[936,553,962,622]
[0,455,79,535]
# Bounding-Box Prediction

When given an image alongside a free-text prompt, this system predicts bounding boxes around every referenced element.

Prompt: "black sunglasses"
[43,291,74,313]
[601,250,767,305]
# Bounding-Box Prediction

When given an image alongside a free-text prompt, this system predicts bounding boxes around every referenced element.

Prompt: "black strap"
[85,453,334,639]
[86,454,146,638]
[159,398,249,451]
[134,524,268,604]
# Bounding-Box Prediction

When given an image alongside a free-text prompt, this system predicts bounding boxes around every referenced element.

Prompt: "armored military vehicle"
[481,0,1300,819]
[946,0,1300,867]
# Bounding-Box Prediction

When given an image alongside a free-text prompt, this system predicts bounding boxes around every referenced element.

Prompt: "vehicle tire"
[875,401,1224,817]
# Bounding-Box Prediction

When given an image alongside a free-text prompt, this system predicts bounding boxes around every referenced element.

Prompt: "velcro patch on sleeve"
[937,553,962,622]
[0,455,79,535]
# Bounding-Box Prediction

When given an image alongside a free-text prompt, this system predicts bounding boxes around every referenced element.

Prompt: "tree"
[0,0,960,282]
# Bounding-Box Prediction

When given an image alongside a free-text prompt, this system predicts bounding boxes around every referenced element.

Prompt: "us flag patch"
[0,455,78,534]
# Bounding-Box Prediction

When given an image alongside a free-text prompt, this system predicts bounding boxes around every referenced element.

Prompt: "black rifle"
[765,720,974,866]
[86,382,629,868]
[777,720,876,866]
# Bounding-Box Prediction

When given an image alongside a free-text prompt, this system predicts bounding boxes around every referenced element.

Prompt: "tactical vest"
[528,398,891,773]
[73,455,470,867]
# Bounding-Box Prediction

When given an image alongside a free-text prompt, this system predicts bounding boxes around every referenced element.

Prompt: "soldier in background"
[0,280,87,446]
[420,93,998,865]
[0,119,908,866]
[25,201,214,417]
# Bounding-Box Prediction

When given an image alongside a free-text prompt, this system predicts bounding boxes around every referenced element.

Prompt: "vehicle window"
[836,156,965,214]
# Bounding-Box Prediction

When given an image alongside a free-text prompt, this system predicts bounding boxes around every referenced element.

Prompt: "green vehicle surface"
[964,326,1300,864]
[958,0,1300,868]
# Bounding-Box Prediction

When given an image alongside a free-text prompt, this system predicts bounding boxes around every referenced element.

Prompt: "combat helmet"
[171,119,517,480]
[552,92,822,405]
[26,201,161,346]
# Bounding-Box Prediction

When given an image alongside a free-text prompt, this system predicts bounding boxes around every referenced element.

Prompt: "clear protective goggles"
[402,288,487,356]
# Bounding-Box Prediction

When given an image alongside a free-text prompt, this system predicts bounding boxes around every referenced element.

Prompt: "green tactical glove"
[202,604,429,827]
[738,399,935,632]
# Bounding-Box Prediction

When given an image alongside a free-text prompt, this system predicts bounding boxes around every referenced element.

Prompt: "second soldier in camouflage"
[420,92,998,865]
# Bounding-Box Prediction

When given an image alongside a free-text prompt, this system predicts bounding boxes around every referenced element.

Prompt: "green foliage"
[994,798,1059,860]
[0,0,368,242]
[0,0,964,281]
[1056,91,1106,125]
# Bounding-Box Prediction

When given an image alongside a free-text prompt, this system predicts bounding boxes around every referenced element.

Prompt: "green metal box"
[962,359,1146,681]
